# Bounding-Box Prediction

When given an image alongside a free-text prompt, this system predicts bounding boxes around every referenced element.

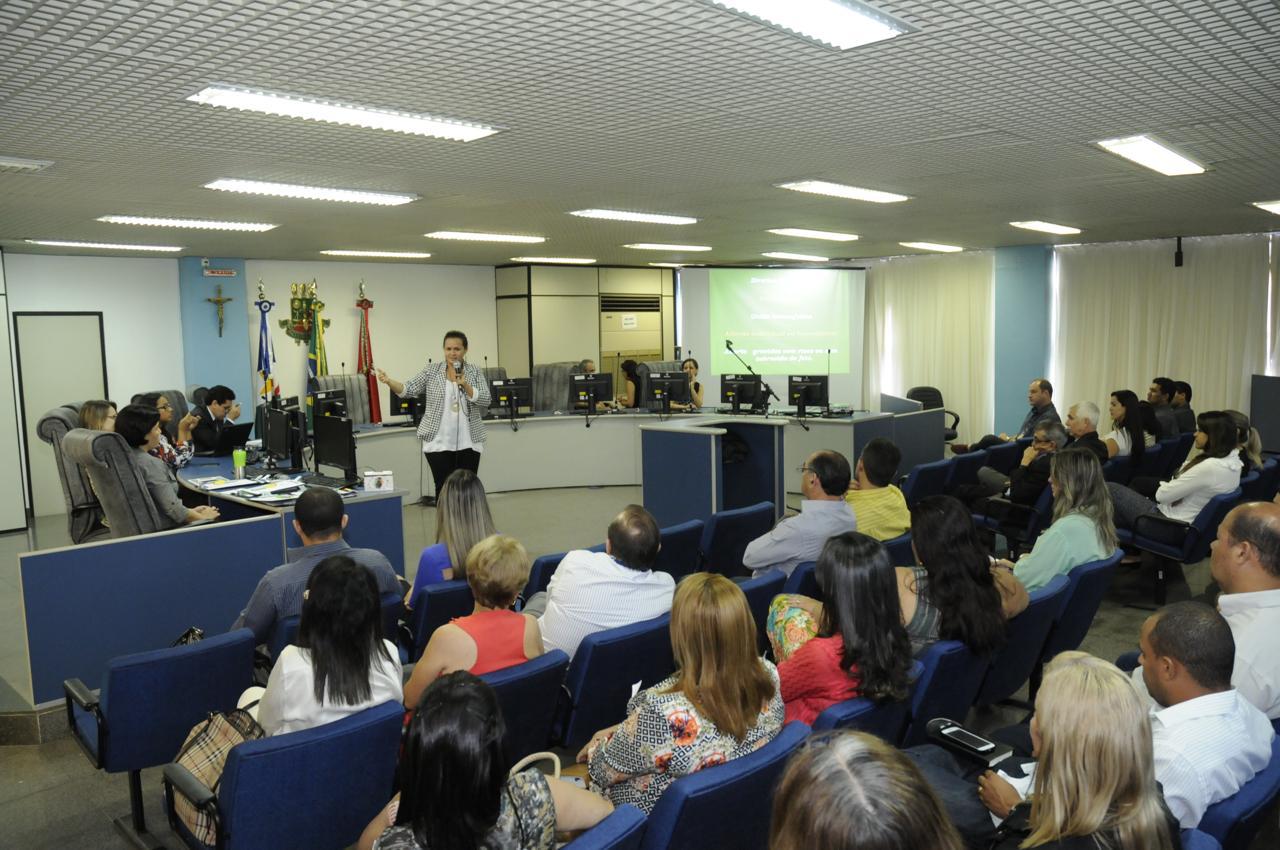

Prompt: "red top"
[452,609,530,675]
[777,634,862,725]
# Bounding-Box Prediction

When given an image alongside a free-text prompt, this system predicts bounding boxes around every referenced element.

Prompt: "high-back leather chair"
[532,361,579,412]
[316,374,372,424]
[61,429,167,538]
[36,404,109,544]
[637,360,683,409]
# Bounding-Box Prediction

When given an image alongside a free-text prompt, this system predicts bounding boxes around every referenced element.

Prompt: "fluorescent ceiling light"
[25,239,182,252]
[705,0,912,50]
[425,231,545,243]
[98,215,276,232]
[0,155,53,172]
[320,250,432,258]
[1251,200,1280,216]
[1010,220,1082,235]
[569,209,697,225]
[510,256,596,264]
[187,83,498,141]
[205,178,418,206]
[777,180,909,203]
[899,241,963,253]
[762,251,829,262]
[768,227,859,241]
[648,262,687,268]
[623,243,714,252]
[1095,134,1204,176]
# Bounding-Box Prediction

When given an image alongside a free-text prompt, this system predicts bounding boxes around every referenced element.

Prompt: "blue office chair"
[1197,736,1280,850]
[1027,550,1123,696]
[983,441,1025,476]
[565,805,647,850]
[655,519,704,581]
[1119,487,1241,606]
[269,592,403,660]
[1180,830,1222,850]
[408,580,474,661]
[522,544,607,604]
[556,613,675,749]
[700,501,776,577]
[163,700,404,850]
[638,722,811,850]
[1241,461,1277,502]
[901,640,990,747]
[899,458,952,508]
[944,449,989,494]
[977,485,1054,554]
[782,561,818,597]
[481,650,570,765]
[736,570,786,653]
[884,532,915,566]
[1165,432,1196,477]
[1102,456,1134,485]
[1137,439,1175,478]
[812,661,924,743]
[974,575,1070,707]
[63,629,257,846]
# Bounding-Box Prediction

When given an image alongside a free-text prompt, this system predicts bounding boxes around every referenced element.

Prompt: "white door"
[14,312,108,516]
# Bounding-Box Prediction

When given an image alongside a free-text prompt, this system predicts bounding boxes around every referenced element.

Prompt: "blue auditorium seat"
[700,501,776,577]
[481,649,570,764]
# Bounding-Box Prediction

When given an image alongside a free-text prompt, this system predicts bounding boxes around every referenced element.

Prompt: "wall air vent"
[600,295,660,312]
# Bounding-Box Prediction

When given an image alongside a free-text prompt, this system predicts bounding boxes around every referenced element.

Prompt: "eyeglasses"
[796,466,813,474]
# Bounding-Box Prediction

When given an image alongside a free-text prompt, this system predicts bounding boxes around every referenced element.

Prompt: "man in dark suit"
[191,385,241,452]
[1064,400,1110,464]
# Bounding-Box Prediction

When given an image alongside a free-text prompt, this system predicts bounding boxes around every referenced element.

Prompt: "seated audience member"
[908,652,1180,849]
[1172,380,1196,434]
[583,573,783,814]
[769,731,964,850]
[1103,389,1147,463]
[844,438,910,540]
[233,487,400,645]
[527,504,674,659]
[743,450,857,577]
[79,399,117,431]
[903,496,1027,654]
[1137,400,1162,447]
[241,555,402,736]
[954,379,1058,453]
[615,359,639,408]
[359,672,611,850]
[766,532,913,724]
[670,357,704,410]
[998,448,1117,591]
[191,384,242,452]
[1134,602,1274,828]
[407,469,495,604]
[1225,409,1264,473]
[114,404,219,530]
[959,423,1067,512]
[135,391,198,471]
[404,534,540,708]
[1063,401,1109,464]
[578,358,596,373]
[1148,376,1179,439]
[1107,411,1241,531]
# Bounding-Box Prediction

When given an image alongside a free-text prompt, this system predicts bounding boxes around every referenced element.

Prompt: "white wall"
[0,253,26,529]
[244,261,497,413]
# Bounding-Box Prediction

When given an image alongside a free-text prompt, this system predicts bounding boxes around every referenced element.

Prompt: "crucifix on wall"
[206,284,234,337]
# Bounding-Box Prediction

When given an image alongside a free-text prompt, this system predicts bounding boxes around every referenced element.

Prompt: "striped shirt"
[844,485,910,541]
[538,550,674,659]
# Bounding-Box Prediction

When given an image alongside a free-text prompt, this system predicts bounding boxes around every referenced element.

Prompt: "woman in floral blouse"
[136,392,198,471]
[581,572,784,814]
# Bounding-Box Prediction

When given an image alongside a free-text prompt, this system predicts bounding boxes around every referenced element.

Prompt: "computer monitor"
[720,374,762,414]
[312,414,357,483]
[788,375,829,417]
[490,378,532,417]
[646,371,690,414]
[569,373,613,412]
[262,405,304,471]
[314,388,347,418]
[388,390,422,424]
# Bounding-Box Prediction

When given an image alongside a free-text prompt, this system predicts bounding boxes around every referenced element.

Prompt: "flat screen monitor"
[314,388,347,418]
[789,375,829,415]
[279,395,301,411]
[720,374,762,413]
[570,373,613,411]
[313,414,357,481]
[388,389,421,422]
[646,371,690,410]
[263,405,304,470]
[490,378,532,411]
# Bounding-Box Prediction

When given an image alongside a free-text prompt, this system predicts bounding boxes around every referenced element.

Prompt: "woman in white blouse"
[1103,389,1147,460]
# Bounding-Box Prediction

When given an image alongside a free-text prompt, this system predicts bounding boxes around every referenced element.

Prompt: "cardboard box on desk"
[362,470,395,492]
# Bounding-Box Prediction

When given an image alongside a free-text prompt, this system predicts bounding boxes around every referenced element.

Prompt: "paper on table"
[631,680,642,698]
[188,476,256,491]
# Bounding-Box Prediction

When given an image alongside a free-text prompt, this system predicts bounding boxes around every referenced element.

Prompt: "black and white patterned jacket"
[403,360,492,445]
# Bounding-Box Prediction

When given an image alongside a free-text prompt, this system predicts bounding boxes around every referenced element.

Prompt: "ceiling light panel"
[187,83,498,141]
[569,209,697,225]
[768,227,859,241]
[0,155,53,172]
[25,239,183,252]
[763,251,829,262]
[204,179,418,206]
[320,250,432,258]
[648,263,687,268]
[704,0,913,50]
[510,256,596,264]
[623,243,714,251]
[98,215,276,231]
[1095,134,1205,176]
[899,241,963,252]
[777,180,910,203]
[1251,201,1280,216]
[1009,220,1082,235]
[425,231,546,243]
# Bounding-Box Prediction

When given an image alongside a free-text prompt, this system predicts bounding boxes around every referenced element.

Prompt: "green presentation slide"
[709,268,852,374]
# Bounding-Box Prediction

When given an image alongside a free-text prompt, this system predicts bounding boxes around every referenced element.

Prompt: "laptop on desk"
[193,422,255,456]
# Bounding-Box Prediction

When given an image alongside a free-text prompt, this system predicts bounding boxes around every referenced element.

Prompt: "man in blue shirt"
[232,487,402,645]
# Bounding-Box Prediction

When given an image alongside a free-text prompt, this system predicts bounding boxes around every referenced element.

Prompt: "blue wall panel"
[993,245,1051,432]
[179,256,253,411]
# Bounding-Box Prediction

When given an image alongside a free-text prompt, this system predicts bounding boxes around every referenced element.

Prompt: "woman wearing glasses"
[135,391,200,472]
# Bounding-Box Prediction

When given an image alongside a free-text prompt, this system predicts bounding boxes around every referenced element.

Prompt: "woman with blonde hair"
[581,572,783,814]
[79,399,117,431]
[406,469,497,606]
[1003,448,1117,590]
[770,731,963,850]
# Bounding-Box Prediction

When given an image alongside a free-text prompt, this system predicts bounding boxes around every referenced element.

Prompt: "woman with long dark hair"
[615,359,640,409]
[360,672,611,850]
[248,555,402,736]
[905,496,1026,655]
[767,532,914,724]
[1103,390,1145,462]
[114,404,219,528]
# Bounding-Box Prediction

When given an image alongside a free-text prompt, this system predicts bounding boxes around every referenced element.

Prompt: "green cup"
[232,448,247,477]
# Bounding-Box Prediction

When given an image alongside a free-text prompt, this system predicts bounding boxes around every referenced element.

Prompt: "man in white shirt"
[1208,501,1280,718]
[742,450,857,578]
[1138,601,1274,829]
[531,505,675,659]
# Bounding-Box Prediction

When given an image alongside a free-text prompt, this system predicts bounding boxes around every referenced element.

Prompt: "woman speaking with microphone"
[377,330,491,505]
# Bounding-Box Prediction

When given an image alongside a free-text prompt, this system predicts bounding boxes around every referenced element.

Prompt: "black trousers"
[426,448,481,497]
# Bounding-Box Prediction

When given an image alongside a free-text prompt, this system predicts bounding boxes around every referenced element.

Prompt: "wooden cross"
[206,284,234,337]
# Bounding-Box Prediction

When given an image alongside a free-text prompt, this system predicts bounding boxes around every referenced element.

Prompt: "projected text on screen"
[709,268,852,375]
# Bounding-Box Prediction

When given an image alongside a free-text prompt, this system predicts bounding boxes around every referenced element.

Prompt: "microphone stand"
[725,341,779,417]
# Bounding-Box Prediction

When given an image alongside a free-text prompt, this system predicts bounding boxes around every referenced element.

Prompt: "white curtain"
[863,251,994,437]
[1270,233,1279,376]
[1052,233,1271,417]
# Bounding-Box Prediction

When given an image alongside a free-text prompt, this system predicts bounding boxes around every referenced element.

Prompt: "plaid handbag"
[172,707,265,844]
